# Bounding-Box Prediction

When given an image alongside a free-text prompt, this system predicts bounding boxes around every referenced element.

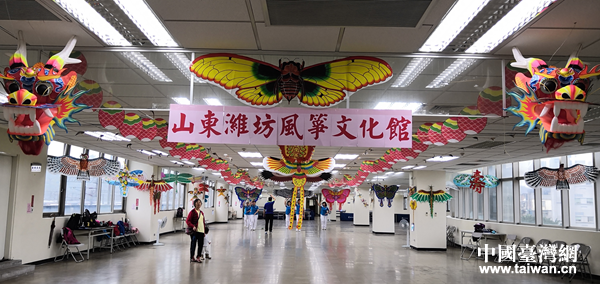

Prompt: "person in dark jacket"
[186,199,206,263]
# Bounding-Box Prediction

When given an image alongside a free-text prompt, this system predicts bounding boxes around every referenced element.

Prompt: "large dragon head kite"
[1,31,88,155]
[507,48,600,152]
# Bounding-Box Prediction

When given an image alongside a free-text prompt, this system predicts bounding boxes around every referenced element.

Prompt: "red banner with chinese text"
[168,105,412,148]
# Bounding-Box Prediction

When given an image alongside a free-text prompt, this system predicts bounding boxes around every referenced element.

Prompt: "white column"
[353,188,370,226]
[328,201,337,221]
[410,170,447,249]
[372,197,395,233]
[214,183,229,223]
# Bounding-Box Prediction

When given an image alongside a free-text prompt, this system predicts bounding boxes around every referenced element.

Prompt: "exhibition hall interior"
[0,0,599,283]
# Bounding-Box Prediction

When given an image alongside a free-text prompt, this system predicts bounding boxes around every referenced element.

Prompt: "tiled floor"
[13,219,591,284]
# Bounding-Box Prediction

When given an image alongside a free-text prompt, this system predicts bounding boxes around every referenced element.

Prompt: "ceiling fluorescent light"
[182,160,196,165]
[413,165,427,170]
[419,0,491,52]
[212,172,221,176]
[466,0,557,54]
[193,167,205,171]
[171,160,184,165]
[391,58,433,88]
[333,164,346,168]
[54,0,131,46]
[121,52,172,82]
[137,149,156,156]
[172,97,191,105]
[113,0,178,47]
[375,102,423,112]
[332,170,339,174]
[374,102,392,109]
[427,0,557,88]
[151,150,169,156]
[250,162,264,167]
[401,165,415,169]
[204,98,222,106]
[426,156,460,162]
[238,152,262,158]
[334,154,359,160]
[165,53,204,83]
[84,131,130,142]
[426,58,478,88]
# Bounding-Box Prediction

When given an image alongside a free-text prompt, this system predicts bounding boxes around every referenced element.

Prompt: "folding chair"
[494,234,518,263]
[461,232,483,260]
[562,243,592,282]
[54,228,85,263]
[446,226,457,247]
[515,237,533,265]
[534,239,552,265]
[542,240,567,268]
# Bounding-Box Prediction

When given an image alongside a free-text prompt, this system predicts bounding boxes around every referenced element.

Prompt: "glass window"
[104,154,113,160]
[477,191,484,220]
[487,166,496,177]
[84,177,99,212]
[100,183,113,213]
[540,157,561,168]
[518,160,533,176]
[64,176,82,215]
[568,153,593,167]
[161,191,169,210]
[69,145,84,158]
[465,190,473,219]
[519,180,535,224]
[167,188,175,210]
[88,150,100,159]
[47,141,65,156]
[501,163,512,178]
[569,183,595,228]
[113,186,123,211]
[542,187,562,226]
[489,187,497,221]
[502,180,514,222]
[43,172,62,213]
[118,157,126,169]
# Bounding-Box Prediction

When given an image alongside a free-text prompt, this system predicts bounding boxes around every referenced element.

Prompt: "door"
[0,155,13,259]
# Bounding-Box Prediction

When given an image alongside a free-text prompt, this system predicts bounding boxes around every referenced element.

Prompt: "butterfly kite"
[262,145,335,230]
[524,164,599,190]
[410,186,453,218]
[47,154,120,180]
[371,184,399,208]
[135,175,173,214]
[321,189,351,210]
[105,167,143,197]
[234,187,263,207]
[190,53,393,108]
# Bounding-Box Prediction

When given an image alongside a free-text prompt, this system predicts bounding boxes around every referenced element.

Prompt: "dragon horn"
[46,36,81,70]
[9,31,28,69]
[510,47,528,69]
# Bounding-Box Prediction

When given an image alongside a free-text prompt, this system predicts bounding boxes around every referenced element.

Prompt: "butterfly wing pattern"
[384,185,399,208]
[371,184,387,207]
[190,54,392,108]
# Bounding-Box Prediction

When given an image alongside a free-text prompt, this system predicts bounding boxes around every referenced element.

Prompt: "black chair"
[562,243,592,282]
[461,232,483,260]
[515,237,534,265]
[446,226,457,247]
[534,239,552,265]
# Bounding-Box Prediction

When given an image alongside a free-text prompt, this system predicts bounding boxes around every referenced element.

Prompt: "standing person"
[243,201,249,228]
[320,202,330,230]
[186,199,206,263]
[263,195,276,233]
[295,199,301,232]
[201,227,211,261]
[249,201,259,231]
[285,200,292,228]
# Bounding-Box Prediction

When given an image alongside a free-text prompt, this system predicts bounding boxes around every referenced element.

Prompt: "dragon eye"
[7,82,19,93]
[35,81,52,96]
[540,78,558,94]
[9,98,17,104]
[575,94,585,100]
[22,99,31,105]
[561,93,570,99]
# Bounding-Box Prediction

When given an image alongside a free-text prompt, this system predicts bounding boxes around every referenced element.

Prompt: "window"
[113,186,123,211]
[518,161,533,176]
[69,145,84,158]
[43,141,65,213]
[100,182,113,213]
[540,157,561,168]
[519,180,535,224]
[487,166,496,176]
[465,190,473,219]
[83,177,99,212]
[489,187,497,221]
[568,153,595,228]
[501,163,512,178]
[64,176,83,215]
[502,180,514,222]
[88,150,100,159]
[476,191,484,220]
[542,187,562,226]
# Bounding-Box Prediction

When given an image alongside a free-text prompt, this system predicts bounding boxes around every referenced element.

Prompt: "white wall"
[448,217,600,273]
[353,188,370,226]
[410,170,447,249]
[214,182,229,222]
[125,160,156,242]
[372,201,395,233]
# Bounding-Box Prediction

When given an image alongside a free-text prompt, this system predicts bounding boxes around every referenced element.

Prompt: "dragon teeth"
[540,105,551,117]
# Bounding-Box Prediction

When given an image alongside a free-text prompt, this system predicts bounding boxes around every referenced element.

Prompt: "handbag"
[186,226,194,235]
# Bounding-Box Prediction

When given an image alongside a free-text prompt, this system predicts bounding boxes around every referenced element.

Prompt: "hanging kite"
[135,175,173,214]
[105,166,143,197]
[262,145,335,230]
[453,173,498,192]
[371,184,399,208]
[410,186,453,218]
[190,53,393,108]
[524,164,599,190]
[163,172,193,190]
[273,189,314,199]
[1,31,89,155]
[321,189,351,210]
[507,47,600,152]
[216,187,227,197]
[470,170,486,194]
[234,187,263,207]
[47,154,120,180]
[189,182,209,201]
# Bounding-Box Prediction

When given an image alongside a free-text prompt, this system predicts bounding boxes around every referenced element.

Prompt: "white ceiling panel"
[256,24,339,52]
[250,0,265,22]
[85,68,148,84]
[108,85,165,98]
[148,0,250,22]
[78,52,130,68]
[531,0,600,29]
[166,22,257,49]
[0,20,101,46]
[495,29,600,57]
[340,26,432,53]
